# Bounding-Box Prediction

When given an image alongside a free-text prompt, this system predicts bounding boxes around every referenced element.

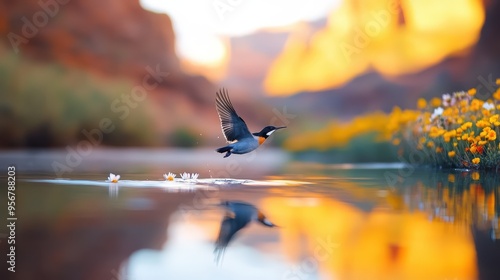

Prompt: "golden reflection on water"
[259,170,500,280]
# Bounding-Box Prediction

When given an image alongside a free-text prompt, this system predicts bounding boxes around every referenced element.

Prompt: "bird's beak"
[275,126,287,130]
[262,218,279,227]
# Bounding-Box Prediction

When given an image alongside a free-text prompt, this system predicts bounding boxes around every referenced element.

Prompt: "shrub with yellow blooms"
[392,79,500,169]
[284,78,500,169]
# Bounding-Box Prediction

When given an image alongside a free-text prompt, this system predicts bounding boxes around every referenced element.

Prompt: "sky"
[140,0,340,66]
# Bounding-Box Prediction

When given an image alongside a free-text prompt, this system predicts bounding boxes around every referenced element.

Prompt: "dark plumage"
[215,88,286,158]
[214,201,277,264]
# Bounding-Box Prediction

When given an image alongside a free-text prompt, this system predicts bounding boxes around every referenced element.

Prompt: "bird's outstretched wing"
[215,88,252,142]
[214,211,252,265]
[214,215,237,264]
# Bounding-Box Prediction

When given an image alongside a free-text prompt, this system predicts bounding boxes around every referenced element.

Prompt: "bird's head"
[257,211,277,227]
[252,126,286,139]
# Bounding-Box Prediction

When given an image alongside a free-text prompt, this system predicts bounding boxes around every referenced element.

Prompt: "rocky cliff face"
[0,0,223,147]
[0,0,179,79]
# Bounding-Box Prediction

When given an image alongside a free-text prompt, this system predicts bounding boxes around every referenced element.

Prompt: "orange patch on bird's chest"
[258,136,266,145]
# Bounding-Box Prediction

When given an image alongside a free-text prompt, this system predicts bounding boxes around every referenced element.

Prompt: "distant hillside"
[0,0,234,148]
[0,0,177,79]
[0,0,223,107]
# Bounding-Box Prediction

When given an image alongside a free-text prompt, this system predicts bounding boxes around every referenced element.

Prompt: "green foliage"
[169,127,200,148]
[0,50,157,147]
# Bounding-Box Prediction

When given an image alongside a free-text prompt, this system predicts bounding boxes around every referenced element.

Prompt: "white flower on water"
[483,102,495,110]
[108,173,120,183]
[430,107,444,120]
[180,172,191,180]
[163,172,176,181]
[180,172,199,181]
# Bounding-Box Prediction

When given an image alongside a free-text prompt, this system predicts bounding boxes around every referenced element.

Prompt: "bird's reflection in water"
[214,201,277,264]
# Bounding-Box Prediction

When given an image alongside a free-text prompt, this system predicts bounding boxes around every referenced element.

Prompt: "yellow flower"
[478,140,488,146]
[468,88,477,96]
[487,130,497,141]
[436,147,443,153]
[427,141,435,148]
[470,145,477,153]
[448,174,455,183]
[453,142,458,147]
[493,89,500,100]
[460,99,468,108]
[470,99,483,111]
[490,115,499,123]
[448,151,456,157]
[430,97,441,107]
[417,98,427,109]
[461,122,472,130]
[472,158,480,165]
[471,171,480,180]
[476,120,491,128]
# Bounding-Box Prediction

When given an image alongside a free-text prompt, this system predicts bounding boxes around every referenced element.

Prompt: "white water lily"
[180,172,199,181]
[163,172,176,181]
[430,107,444,120]
[180,172,191,180]
[483,102,495,110]
[108,173,120,183]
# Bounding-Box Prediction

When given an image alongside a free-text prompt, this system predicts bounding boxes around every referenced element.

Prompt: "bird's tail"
[216,146,231,153]
[216,146,232,158]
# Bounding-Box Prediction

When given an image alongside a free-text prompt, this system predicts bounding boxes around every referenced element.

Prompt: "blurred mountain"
[223,20,327,95]
[222,1,499,121]
[269,0,500,121]
[0,0,234,147]
[0,0,178,80]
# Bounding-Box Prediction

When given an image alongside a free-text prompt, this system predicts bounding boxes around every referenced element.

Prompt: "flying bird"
[214,200,277,264]
[215,88,286,158]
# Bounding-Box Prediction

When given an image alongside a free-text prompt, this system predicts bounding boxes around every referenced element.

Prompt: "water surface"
[2,151,500,280]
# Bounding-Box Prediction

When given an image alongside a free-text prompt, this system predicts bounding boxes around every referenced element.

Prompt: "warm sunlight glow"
[178,35,230,81]
[265,0,486,96]
[179,35,227,67]
[140,0,340,76]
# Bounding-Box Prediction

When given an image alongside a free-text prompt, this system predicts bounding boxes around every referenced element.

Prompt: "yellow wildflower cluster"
[395,79,500,169]
[284,78,500,169]
[283,108,421,152]
[284,112,394,151]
